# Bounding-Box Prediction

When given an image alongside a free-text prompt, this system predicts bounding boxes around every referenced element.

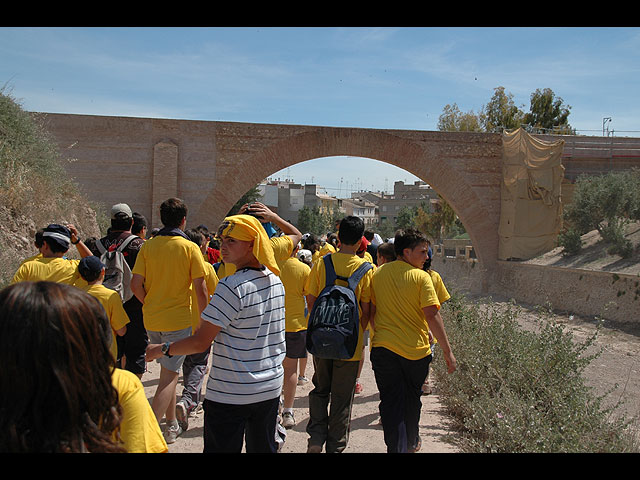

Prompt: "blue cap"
[78,255,105,278]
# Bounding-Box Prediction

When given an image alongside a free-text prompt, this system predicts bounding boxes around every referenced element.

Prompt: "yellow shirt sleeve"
[112,369,168,453]
[429,270,451,304]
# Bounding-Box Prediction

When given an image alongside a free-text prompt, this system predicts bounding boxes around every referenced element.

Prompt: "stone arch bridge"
[42,113,640,291]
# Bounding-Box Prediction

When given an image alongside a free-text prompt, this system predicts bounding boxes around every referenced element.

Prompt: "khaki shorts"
[148,327,192,373]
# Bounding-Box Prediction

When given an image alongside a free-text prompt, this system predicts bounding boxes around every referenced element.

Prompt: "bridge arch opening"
[194,127,499,268]
[219,154,474,261]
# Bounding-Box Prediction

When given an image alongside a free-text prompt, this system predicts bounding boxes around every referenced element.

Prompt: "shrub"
[432,293,638,452]
[557,228,582,256]
[564,170,640,257]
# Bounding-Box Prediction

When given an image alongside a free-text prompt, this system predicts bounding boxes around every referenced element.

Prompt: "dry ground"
[141,225,640,453]
[142,300,640,454]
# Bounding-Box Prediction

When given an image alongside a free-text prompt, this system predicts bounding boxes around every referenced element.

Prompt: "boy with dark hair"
[175,228,219,431]
[132,212,148,239]
[12,223,92,285]
[370,228,456,453]
[131,197,208,444]
[304,215,374,453]
[376,242,396,265]
[77,255,130,362]
[159,197,188,229]
[89,203,147,379]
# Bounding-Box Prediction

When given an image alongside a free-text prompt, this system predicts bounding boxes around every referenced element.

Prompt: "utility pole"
[603,117,612,137]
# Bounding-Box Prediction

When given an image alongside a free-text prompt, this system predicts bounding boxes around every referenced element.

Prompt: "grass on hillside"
[0,87,106,286]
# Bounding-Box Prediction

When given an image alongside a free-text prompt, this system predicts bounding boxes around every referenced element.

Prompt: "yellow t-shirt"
[221,235,293,277]
[19,252,43,266]
[111,368,168,453]
[304,252,373,362]
[426,269,450,347]
[190,262,219,330]
[371,260,441,360]
[132,235,207,332]
[79,284,131,361]
[11,256,87,287]
[312,242,337,265]
[363,251,374,265]
[280,256,311,332]
[428,269,450,305]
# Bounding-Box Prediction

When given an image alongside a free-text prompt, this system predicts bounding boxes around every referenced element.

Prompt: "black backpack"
[306,254,372,360]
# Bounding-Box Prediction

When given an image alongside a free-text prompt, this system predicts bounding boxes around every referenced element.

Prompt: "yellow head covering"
[217,214,280,275]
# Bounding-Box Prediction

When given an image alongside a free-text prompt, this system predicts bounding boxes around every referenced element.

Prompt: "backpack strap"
[116,234,137,252]
[95,238,107,255]
[323,255,372,291]
[347,261,373,291]
[322,254,338,287]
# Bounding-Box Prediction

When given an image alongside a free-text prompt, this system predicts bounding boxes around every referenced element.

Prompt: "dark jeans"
[306,356,360,453]
[117,297,148,375]
[203,397,280,453]
[370,346,432,453]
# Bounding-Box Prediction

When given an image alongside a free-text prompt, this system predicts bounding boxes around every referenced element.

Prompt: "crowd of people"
[0,196,456,454]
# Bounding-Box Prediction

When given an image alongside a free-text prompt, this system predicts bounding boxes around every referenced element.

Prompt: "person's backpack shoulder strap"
[95,238,107,255]
[347,261,373,292]
[116,234,137,253]
[322,254,339,287]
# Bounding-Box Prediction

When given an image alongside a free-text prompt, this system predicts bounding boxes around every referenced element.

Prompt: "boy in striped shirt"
[146,214,286,453]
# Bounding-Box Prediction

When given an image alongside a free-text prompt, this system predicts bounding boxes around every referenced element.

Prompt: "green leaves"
[432,294,636,452]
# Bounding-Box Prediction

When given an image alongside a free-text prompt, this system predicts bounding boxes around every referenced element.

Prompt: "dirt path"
[141,297,640,453]
[142,346,460,453]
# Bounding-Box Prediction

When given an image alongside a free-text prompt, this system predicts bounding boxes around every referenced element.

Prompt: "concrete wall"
[431,255,639,324]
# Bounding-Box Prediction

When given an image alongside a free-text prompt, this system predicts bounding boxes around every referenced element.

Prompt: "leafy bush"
[564,170,640,257]
[557,228,582,256]
[432,293,638,452]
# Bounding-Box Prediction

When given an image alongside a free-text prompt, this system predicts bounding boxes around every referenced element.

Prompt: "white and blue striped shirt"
[201,266,286,405]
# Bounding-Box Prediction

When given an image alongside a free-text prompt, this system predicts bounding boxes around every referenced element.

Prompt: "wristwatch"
[161,342,172,358]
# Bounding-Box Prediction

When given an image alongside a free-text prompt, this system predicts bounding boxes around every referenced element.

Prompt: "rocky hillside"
[0,89,103,286]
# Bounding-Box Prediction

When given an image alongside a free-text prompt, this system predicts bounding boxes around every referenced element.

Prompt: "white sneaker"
[164,423,183,444]
[282,411,295,429]
[297,375,309,385]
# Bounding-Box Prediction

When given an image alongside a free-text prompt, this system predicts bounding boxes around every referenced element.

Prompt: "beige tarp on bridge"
[498,128,565,260]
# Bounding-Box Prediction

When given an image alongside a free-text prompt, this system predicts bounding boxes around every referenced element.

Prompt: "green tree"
[297,206,321,235]
[395,205,417,231]
[227,185,262,216]
[480,86,525,133]
[437,103,483,132]
[562,170,640,257]
[524,88,573,133]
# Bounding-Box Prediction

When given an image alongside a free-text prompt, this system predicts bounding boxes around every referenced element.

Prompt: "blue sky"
[1,26,639,195]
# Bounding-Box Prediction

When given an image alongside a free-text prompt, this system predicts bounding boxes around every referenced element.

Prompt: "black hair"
[393,228,428,258]
[184,228,205,247]
[78,266,102,283]
[43,237,68,254]
[131,212,147,235]
[302,234,320,252]
[111,212,133,232]
[160,198,188,229]
[34,229,44,248]
[377,242,396,262]
[338,216,364,246]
